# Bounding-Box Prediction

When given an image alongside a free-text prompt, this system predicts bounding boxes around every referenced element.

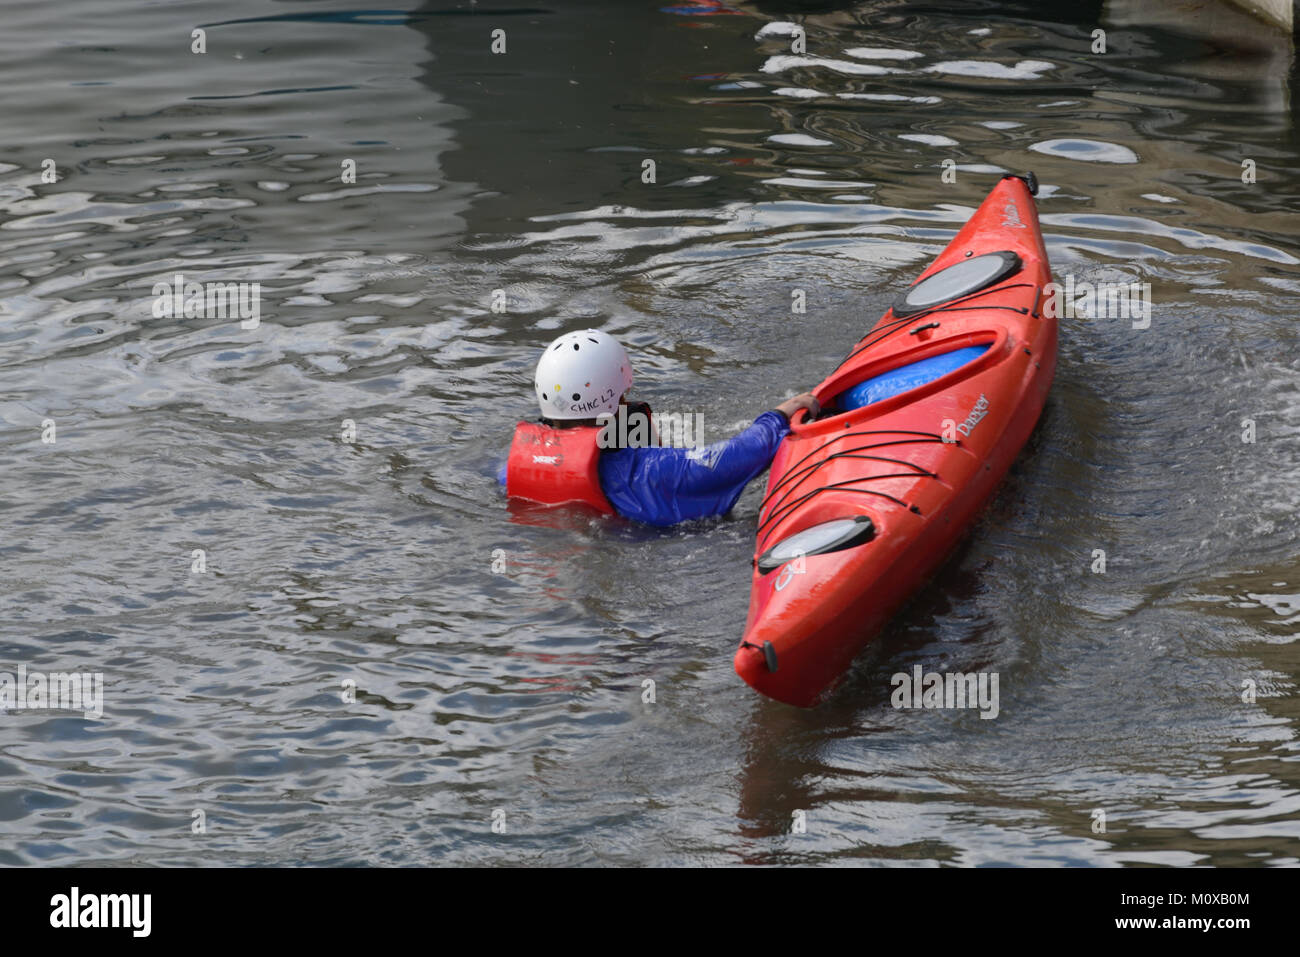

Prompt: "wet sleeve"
[673,411,791,495]
[598,411,791,525]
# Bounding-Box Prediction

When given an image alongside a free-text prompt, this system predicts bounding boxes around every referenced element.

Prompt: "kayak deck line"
[834,280,1037,371]
[755,432,949,549]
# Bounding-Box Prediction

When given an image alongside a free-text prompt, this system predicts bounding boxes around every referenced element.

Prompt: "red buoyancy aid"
[505,421,615,514]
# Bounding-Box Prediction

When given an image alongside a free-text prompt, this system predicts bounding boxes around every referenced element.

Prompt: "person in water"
[501,329,819,526]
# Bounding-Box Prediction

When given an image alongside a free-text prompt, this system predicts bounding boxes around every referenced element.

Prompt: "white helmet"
[534,329,634,421]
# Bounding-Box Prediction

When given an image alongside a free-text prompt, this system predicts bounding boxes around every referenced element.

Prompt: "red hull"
[735,176,1057,707]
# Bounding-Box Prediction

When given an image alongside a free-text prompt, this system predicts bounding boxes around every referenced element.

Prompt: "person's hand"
[775,392,820,422]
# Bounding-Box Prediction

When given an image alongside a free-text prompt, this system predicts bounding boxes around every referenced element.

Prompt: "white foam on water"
[899,133,959,146]
[767,133,836,147]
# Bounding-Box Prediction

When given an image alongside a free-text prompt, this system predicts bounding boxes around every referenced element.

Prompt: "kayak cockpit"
[798,327,1008,431]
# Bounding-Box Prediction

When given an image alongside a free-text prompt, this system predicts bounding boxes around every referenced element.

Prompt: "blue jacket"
[500,411,790,526]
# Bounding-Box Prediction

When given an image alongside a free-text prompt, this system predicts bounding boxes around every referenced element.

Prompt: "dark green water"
[1,0,1298,865]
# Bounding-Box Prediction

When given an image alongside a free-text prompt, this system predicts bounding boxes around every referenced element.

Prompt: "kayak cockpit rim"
[792,325,1011,435]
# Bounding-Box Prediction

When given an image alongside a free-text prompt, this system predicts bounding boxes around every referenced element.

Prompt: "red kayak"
[735,174,1057,707]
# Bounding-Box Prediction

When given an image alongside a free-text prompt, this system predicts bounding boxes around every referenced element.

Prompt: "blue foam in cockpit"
[838,344,990,411]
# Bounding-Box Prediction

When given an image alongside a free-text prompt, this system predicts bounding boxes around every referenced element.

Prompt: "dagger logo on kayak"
[1001,202,1024,229]
[958,394,990,436]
